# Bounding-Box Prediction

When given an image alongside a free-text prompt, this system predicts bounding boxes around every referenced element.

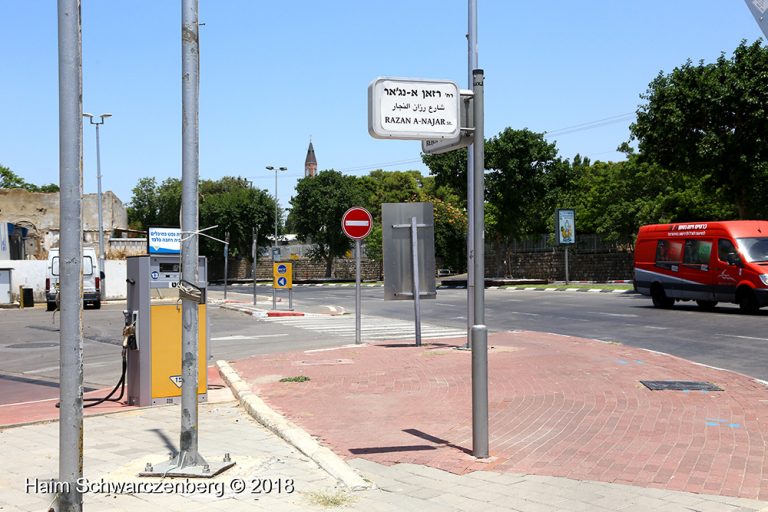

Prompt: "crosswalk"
[263,314,467,342]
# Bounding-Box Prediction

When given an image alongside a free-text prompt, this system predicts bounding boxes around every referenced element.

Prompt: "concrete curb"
[216,360,373,491]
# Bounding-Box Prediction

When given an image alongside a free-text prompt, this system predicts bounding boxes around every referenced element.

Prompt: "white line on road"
[717,334,768,342]
[211,334,289,341]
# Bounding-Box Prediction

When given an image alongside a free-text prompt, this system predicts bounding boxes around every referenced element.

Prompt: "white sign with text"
[368,77,460,140]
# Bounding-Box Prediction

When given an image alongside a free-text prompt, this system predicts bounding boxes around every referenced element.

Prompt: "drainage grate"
[641,380,723,392]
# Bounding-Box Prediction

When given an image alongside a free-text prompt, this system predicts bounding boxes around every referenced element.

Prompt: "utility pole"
[83,112,112,298]
[178,0,203,469]
[57,0,84,510]
[466,0,478,348]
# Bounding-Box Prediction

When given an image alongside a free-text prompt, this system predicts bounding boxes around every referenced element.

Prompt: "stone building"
[0,188,128,260]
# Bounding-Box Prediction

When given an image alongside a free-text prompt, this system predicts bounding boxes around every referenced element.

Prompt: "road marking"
[717,334,768,342]
[264,314,466,341]
[434,302,457,307]
[211,334,289,341]
[594,312,639,318]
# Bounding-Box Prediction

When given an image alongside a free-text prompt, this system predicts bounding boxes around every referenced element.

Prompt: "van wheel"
[696,300,718,311]
[738,289,759,314]
[651,284,674,309]
[93,300,101,310]
[46,301,56,312]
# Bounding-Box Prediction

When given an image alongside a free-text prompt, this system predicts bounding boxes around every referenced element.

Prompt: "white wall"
[0,259,127,302]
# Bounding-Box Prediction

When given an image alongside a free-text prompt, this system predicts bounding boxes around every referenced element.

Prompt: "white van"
[45,247,101,310]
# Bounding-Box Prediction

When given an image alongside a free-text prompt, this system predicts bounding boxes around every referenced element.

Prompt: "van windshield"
[737,237,768,263]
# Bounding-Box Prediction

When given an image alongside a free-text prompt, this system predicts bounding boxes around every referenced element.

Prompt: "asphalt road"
[218,284,768,382]
[1,285,766,407]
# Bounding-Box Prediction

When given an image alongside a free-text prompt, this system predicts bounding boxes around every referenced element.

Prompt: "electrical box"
[125,255,208,406]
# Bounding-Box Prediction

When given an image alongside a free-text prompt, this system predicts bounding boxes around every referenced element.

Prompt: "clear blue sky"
[0,1,762,213]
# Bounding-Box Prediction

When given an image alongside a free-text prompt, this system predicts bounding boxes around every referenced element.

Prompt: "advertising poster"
[556,209,576,245]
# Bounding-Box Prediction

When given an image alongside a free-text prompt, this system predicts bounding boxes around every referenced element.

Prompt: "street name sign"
[368,77,461,140]
[342,207,373,240]
[422,89,474,154]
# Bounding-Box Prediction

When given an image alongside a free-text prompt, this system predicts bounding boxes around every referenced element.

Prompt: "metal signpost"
[273,262,293,310]
[555,209,576,284]
[57,1,84,508]
[252,226,259,305]
[382,203,436,347]
[142,0,233,479]
[342,207,373,345]
[223,231,229,300]
[368,0,488,459]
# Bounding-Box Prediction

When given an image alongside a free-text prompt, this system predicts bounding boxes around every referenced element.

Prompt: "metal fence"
[509,233,634,254]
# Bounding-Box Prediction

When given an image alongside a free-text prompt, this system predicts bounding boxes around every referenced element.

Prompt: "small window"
[83,256,94,275]
[682,239,712,269]
[51,256,60,276]
[718,239,739,264]
[655,240,683,269]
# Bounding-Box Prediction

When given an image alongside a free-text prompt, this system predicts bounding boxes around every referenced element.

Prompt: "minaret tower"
[304,139,317,178]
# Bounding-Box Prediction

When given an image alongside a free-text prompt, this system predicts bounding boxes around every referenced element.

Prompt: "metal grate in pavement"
[640,380,723,392]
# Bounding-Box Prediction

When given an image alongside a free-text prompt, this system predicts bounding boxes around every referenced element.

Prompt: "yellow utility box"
[149,304,207,402]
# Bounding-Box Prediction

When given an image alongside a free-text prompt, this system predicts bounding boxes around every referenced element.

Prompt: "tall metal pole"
[179,0,203,468]
[411,216,422,347]
[84,112,111,297]
[252,226,258,305]
[355,239,362,344]
[95,122,106,296]
[274,169,279,244]
[223,231,229,300]
[57,0,84,509]
[465,0,478,347]
[472,67,489,459]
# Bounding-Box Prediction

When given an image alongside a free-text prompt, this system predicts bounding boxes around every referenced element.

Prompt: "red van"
[634,221,768,313]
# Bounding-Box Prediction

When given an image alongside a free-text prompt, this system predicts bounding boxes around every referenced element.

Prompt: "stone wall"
[210,250,634,283]
[488,248,634,281]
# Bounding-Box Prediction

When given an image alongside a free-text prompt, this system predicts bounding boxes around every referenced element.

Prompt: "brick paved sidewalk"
[230,330,768,501]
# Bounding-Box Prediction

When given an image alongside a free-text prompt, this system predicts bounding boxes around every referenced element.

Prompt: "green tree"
[199,183,275,262]
[290,170,363,277]
[421,149,469,208]
[127,177,159,229]
[0,164,59,192]
[630,40,768,218]
[128,175,275,263]
[485,128,572,239]
[574,156,734,244]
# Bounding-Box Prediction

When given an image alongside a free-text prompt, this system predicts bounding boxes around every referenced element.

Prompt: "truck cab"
[45,247,101,310]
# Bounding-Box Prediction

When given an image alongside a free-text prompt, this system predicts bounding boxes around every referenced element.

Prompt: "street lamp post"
[83,112,111,299]
[265,166,287,256]
[266,166,286,311]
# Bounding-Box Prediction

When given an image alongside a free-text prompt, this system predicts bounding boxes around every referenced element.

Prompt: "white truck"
[45,247,101,310]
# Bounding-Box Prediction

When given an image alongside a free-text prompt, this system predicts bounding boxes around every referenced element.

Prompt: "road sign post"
[342,207,373,345]
[273,262,293,310]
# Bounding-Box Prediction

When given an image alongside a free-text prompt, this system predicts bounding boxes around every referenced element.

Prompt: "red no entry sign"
[342,207,373,240]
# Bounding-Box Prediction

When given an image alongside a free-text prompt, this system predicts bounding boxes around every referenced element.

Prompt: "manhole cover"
[7,342,59,349]
[641,380,723,392]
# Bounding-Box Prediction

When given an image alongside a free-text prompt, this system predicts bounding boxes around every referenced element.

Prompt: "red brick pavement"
[230,331,768,500]
[0,366,225,427]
